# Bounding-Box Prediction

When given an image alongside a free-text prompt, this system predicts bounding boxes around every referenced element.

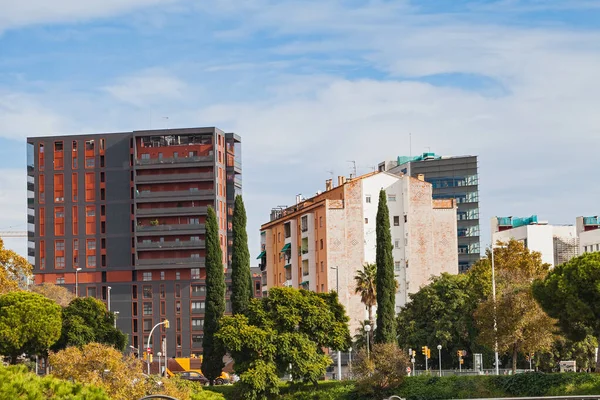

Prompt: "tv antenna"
[347,161,357,177]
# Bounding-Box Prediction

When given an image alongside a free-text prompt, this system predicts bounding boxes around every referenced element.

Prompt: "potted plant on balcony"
[150,219,159,226]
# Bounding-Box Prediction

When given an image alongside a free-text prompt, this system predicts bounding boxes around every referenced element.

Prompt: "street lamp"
[147,319,170,375]
[331,266,341,381]
[75,268,82,297]
[107,286,112,311]
[491,243,507,376]
[114,311,119,328]
[437,345,442,377]
[364,324,372,359]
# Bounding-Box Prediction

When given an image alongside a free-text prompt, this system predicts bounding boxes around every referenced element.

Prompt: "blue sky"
[1,0,600,259]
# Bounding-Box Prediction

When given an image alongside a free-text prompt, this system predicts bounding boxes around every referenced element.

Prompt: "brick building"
[258,171,458,333]
[26,127,259,357]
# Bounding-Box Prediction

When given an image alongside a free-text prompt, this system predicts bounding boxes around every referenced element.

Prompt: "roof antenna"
[347,161,357,177]
[409,132,412,158]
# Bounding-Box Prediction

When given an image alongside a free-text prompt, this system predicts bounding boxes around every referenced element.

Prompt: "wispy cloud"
[103,69,188,107]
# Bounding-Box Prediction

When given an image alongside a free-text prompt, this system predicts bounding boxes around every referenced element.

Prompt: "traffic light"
[427,348,431,358]
[149,354,153,363]
[143,352,147,361]
[526,355,530,361]
[422,346,428,356]
[412,350,416,357]
[460,359,464,365]
[164,319,170,329]
[457,350,462,357]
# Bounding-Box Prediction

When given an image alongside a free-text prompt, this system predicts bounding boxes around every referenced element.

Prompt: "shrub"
[352,343,409,396]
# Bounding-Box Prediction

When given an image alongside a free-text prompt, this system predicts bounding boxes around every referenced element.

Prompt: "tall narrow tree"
[354,263,377,325]
[231,195,253,315]
[374,189,396,344]
[201,206,226,384]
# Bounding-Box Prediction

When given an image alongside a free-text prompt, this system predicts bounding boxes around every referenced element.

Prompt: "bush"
[0,364,108,399]
[352,343,409,396]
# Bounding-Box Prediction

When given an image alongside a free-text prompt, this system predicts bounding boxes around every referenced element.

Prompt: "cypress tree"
[374,189,396,344]
[201,206,226,384]
[231,195,253,315]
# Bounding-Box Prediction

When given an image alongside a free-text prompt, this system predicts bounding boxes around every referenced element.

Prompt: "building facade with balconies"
[576,216,600,255]
[27,127,243,359]
[258,172,458,333]
[380,153,480,273]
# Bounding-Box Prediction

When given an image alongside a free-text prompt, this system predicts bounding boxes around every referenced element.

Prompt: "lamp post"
[437,345,442,377]
[75,267,82,297]
[331,266,342,381]
[114,311,119,328]
[107,286,112,311]
[491,243,506,376]
[147,319,170,375]
[364,324,372,359]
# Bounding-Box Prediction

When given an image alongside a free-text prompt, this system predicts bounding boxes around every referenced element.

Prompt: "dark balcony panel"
[134,257,205,270]
[135,190,215,203]
[136,206,208,217]
[135,172,215,184]
[134,155,214,169]
[135,224,206,237]
[136,240,206,251]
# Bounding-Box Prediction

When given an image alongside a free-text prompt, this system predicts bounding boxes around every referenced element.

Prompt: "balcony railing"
[136,223,204,232]
[136,206,208,216]
[136,257,205,266]
[135,155,213,166]
[136,189,215,199]
[137,240,205,250]
[136,172,214,183]
[583,216,600,225]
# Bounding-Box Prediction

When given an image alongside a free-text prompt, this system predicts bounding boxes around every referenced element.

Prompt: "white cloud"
[0,169,27,257]
[103,69,188,107]
[0,0,181,32]
[0,92,67,140]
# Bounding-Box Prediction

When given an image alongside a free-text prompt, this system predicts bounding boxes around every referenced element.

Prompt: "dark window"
[143,285,152,298]
[100,172,105,182]
[100,155,105,168]
[132,302,138,316]
[101,271,106,283]
[101,205,106,216]
[101,254,106,266]
[132,285,138,299]
[101,238,106,249]
[101,221,106,233]
[394,216,400,226]
[100,188,105,200]
[133,319,138,333]
[175,284,181,298]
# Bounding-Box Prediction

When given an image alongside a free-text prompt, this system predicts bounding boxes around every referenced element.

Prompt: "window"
[143,272,152,281]
[191,301,205,312]
[320,239,323,250]
[394,216,400,226]
[301,215,308,232]
[394,240,401,249]
[143,319,152,332]
[55,241,65,251]
[191,236,200,242]
[176,317,181,332]
[132,302,138,316]
[189,217,199,224]
[175,271,180,280]
[365,218,368,224]
[177,334,182,348]
[160,301,166,315]
[143,286,152,298]
[56,277,65,284]
[192,334,203,345]
[388,194,396,202]
[87,240,96,250]
[143,302,152,315]
[321,284,324,292]
[366,195,371,203]
[175,284,181,298]
[55,257,65,269]
[160,284,165,298]
[192,318,204,330]
[87,287,96,298]
[319,216,323,227]
[191,268,200,279]
[160,271,165,280]
[191,285,206,297]
[132,285,138,299]
[176,301,181,314]
[320,261,324,272]
[86,209,95,217]
[395,261,401,271]
[73,239,78,251]
[87,256,96,267]
[404,215,408,223]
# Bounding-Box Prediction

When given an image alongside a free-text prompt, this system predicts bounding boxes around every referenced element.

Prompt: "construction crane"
[0,231,27,238]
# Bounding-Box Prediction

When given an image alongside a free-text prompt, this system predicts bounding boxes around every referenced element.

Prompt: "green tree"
[0,364,108,400]
[53,297,127,351]
[202,206,226,384]
[216,287,350,399]
[0,291,62,363]
[0,238,32,295]
[352,343,409,396]
[475,240,556,373]
[354,263,377,325]
[532,252,600,371]
[536,335,598,372]
[231,195,252,315]
[31,283,75,307]
[396,273,477,368]
[375,189,395,344]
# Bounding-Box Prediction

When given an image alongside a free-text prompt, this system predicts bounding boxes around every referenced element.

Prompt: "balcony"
[136,172,214,184]
[137,240,206,251]
[135,257,205,269]
[136,223,205,236]
[583,216,600,226]
[135,189,215,203]
[136,206,208,217]
[135,155,213,168]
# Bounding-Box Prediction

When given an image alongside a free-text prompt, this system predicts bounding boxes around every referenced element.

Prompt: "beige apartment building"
[257,171,458,333]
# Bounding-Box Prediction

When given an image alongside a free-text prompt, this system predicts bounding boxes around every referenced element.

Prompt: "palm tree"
[354,263,377,325]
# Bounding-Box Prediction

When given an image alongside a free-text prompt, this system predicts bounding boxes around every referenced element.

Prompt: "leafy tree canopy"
[0,239,32,295]
[53,297,126,351]
[216,287,351,399]
[31,283,75,307]
[0,291,62,363]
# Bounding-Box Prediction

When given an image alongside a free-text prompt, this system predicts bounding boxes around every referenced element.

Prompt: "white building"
[491,216,578,268]
[260,171,458,332]
[577,216,600,255]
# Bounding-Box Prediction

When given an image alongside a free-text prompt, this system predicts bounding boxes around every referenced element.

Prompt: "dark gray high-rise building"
[26,127,260,358]
[379,153,480,272]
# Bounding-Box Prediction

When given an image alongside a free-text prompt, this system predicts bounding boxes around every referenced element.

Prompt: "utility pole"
[331,266,342,380]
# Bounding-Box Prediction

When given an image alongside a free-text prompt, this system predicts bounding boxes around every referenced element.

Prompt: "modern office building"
[26,127,247,358]
[258,172,458,332]
[576,216,600,255]
[491,215,579,268]
[380,153,480,272]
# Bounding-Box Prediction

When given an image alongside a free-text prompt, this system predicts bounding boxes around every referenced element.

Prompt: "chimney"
[417,174,425,182]
[337,176,344,186]
[296,194,301,205]
[326,179,333,191]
